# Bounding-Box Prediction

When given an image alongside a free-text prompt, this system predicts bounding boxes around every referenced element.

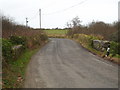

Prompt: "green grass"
[44,30,67,35]
[3,48,39,88]
[113,54,120,58]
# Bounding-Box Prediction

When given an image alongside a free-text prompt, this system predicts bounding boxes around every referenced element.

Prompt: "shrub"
[110,41,120,55]
[110,32,118,42]
[10,35,26,46]
[73,34,101,47]
[40,34,48,41]
[26,33,48,49]
[2,36,27,62]
[73,34,79,39]
[2,39,13,61]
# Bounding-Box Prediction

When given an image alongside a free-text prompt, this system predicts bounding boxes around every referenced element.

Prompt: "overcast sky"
[0,0,119,29]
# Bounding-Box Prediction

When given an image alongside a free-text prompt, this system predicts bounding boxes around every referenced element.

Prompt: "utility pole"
[26,18,28,27]
[118,1,120,22]
[39,9,41,29]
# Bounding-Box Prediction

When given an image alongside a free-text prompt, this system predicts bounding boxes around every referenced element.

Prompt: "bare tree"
[66,16,82,36]
[66,22,72,28]
[72,16,82,27]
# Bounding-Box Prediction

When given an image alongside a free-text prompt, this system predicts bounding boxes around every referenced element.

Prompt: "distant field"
[44,30,67,35]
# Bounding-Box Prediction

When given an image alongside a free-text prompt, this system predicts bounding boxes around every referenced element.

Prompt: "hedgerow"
[10,35,26,46]
[2,39,13,61]
[40,33,48,41]
[73,34,103,47]
[110,41,120,56]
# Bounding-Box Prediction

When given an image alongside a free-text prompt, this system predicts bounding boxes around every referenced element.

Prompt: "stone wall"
[12,45,23,59]
[92,40,110,51]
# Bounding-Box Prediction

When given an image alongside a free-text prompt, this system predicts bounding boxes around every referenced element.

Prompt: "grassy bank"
[71,34,120,64]
[3,48,40,88]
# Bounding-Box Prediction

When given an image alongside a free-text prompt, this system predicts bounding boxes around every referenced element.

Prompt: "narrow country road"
[24,38,118,88]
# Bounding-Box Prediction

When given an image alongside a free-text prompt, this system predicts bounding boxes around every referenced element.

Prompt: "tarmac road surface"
[24,38,118,88]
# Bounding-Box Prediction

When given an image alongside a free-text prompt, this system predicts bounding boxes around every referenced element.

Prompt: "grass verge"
[3,48,40,88]
[72,38,120,64]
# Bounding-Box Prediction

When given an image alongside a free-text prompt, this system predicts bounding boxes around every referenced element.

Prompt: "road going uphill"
[24,38,118,88]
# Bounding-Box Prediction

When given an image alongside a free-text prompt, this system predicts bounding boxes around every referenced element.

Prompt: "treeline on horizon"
[1,15,119,43]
